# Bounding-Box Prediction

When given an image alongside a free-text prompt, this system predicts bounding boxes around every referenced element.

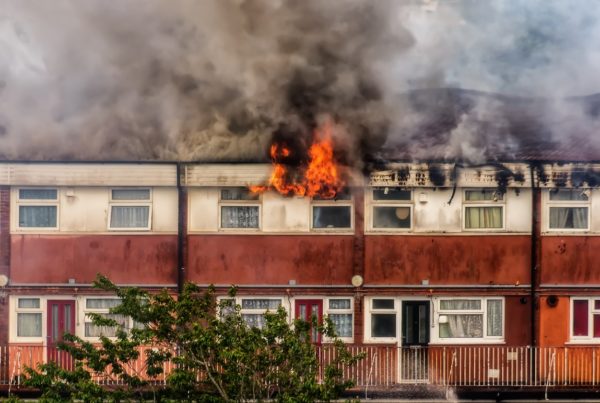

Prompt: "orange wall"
[538,295,570,347]
[11,235,177,284]
[186,235,354,285]
[364,235,531,285]
[541,237,600,284]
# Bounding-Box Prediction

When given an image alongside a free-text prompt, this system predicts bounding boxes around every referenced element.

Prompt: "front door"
[295,300,323,345]
[400,301,430,382]
[47,300,75,369]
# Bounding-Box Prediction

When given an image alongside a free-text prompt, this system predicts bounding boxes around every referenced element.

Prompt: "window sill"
[429,339,506,345]
[565,340,600,345]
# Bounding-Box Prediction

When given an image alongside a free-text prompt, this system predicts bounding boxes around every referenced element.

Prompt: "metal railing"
[5,345,600,389]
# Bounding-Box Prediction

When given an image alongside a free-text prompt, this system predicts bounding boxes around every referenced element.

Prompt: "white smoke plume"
[0,0,600,162]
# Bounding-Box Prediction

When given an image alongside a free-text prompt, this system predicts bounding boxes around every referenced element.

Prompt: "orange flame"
[250,121,344,199]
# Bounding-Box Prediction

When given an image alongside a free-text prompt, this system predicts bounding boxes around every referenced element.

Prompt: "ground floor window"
[571,297,600,341]
[432,297,504,343]
[16,298,42,338]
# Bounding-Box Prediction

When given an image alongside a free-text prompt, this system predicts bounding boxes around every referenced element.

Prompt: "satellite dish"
[0,275,8,287]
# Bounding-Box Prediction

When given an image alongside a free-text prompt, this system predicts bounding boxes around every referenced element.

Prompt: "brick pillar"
[0,187,10,379]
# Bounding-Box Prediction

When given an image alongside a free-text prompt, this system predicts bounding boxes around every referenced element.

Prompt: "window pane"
[85,314,128,337]
[549,207,588,229]
[373,188,411,201]
[220,188,259,201]
[373,207,411,228]
[112,189,150,200]
[440,300,481,310]
[595,300,600,310]
[373,299,394,309]
[242,313,266,328]
[487,300,503,337]
[549,189,588,201]
[330,313,352,337]
[221,206,259,228]
[329,299,351,310]
[19,189,57,200]
[241,299,281,309]
[17,313,42,337]
[439,314,483,338]
[573,300,589,336]
[465,190,502,201]
[110,206,149,228]
[465,207,503,229]
[371,313,396,337]
[86,299,121,309]
[19,206,57,227]
[18,298,40,309]
[312,206,351,229]
[594,315,600,338]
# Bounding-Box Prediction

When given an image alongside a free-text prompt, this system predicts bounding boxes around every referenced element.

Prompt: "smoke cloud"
[1,0,600,163]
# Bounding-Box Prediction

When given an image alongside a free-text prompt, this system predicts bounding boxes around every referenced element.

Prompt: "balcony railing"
[4,345,600,390]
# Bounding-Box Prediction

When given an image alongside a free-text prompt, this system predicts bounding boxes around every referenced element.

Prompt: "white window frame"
[430,297,505,345]
[364,297,399,344]
[546,189,591,232]
[369,187,413,232]
[108,188,152,231]
[81,297,137,341]
[218,187,262,231]
[310,196,354,232]
[218,296,286,327]
[17,188,59,230]
[323,297,354,343]
[569,297,600,343]
[462,189,505,231]
[14,297,44,342]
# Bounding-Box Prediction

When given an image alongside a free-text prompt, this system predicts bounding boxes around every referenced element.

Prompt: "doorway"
[295,299,323,345]
[47,300,75,369]
[400,301,430,382]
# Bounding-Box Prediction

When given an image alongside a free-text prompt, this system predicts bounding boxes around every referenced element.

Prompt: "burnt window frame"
[369,187,413,232]
[310,191,353,232]
[218,187,262,231]
[462,188,505,231]
[546,188,590,232]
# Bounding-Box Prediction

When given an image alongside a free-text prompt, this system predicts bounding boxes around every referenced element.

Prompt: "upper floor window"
[433,297,503,343]
[18,188,58,229]
[219,187,260,229]
[463,189,504,230]
[311,191,353,230]
[548,189,589,230]
[371,187,412,230]
[109,189,151,230]
[571,297,600,341]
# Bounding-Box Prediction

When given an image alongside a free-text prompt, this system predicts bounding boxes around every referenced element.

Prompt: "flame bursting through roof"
[250,121,345,199]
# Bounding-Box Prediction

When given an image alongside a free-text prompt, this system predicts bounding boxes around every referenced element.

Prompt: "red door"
[295,300,323,345]
[47,300,75,369]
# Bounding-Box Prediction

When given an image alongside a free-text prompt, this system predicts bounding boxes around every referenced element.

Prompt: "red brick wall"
[0,187,10,346]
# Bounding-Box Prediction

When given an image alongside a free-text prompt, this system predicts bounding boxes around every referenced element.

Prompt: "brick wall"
[0,187,10,348]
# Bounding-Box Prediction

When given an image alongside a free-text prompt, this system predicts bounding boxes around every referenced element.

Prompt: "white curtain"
[465,207,502,229]
[110,206,149,228]
[330,313,352,337]
[487,300,503,336]
[242,313,266,329]
[549,207,587,229]
[440,314,483,338]
[19,206,57,227]
[86,299,121,309]
[241,299,281,309]
[85,314,128,337]
[17,313,42,337]
[221,206,259,228]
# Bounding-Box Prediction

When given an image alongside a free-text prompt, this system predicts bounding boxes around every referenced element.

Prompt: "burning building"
[3,0,600,393]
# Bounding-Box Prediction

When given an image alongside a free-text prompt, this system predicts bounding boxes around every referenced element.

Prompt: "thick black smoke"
[1,1,600,163]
